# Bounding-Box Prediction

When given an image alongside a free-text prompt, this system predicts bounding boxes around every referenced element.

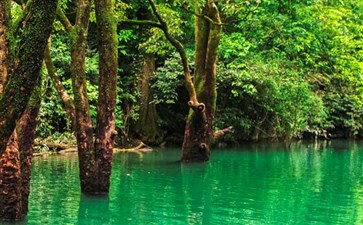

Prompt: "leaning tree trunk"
[0,133,21,221]
[17,84,42,217]
[0,0,56,221]
[0,81,42,221]
[93,0,118,194]
[0,0,58,156]
[181,2,222,162]
[44,41,76,129]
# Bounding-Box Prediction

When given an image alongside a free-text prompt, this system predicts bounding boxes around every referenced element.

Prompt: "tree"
[145,0,230,162]
[0,0,58,156]
[0,0,58,221]
[57,0,118,194]
[180,0,224,162]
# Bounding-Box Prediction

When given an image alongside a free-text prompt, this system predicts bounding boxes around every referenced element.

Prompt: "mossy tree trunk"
[181,1,222,162]
[0,0,58,156]
[135,53,160,144]
[0,0,57,221]
[93,0,118,193]
[59,0,118,194]
[0,80,42,221]
[69,0,96,194]
[146,0,227,162]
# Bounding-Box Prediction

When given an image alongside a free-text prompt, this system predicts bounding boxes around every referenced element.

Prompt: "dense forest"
[0,0,362,221]
[37,0,363,144]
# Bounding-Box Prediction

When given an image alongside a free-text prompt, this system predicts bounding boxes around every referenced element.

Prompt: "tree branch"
[56,7,73,32]
[44,40,76,129]
[148,0,201,108]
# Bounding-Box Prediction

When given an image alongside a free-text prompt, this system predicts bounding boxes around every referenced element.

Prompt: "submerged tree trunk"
[0,0,57,156]
[145,0,227,162]
[58,0,118,195]
[0,80,42,221]
[181,2,222,162]
[0,0,56,221]
[17,86,42,217]
[70,0,96,193]
[135,54,159,143]
[0,133,21,221]
[93,0,118,194]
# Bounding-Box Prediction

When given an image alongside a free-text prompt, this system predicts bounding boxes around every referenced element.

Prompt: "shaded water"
[13,141,363,224]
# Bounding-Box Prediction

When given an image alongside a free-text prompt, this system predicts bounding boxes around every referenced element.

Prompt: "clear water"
[9,140,363,224]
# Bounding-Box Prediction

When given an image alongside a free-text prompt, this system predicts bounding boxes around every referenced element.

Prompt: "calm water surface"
[16,141,363,224]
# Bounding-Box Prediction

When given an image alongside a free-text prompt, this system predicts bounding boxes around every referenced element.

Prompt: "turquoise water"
[15,141,363,224]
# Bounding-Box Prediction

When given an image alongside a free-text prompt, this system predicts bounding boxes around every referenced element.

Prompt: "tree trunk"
[70,0,96,194]
[0,0,58,156]
[0,133,22,221]
[94,0,118,194]
[0,80,42,221]
[17,86,42,217]
[62,0,118,195]
[0,0,11,94]
[135,54,159,143]
[181,2,222,162]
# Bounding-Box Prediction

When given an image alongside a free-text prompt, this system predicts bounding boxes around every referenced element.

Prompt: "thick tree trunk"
[17,87,42,217]
[70,0,96,194]
[0,0,57,156]
[93,0,118,194]
[135,54,159,143]
[181,2,222,162]
[0,80,42,221]
[0,133,22,221]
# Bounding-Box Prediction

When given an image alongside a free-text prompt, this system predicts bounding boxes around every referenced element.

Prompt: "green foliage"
[37,32,100,137]
[152,52,186,104]
[216,58,327,141]
[35,0,363,142]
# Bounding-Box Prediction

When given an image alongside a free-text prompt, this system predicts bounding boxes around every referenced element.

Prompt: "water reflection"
[77,195,110,225]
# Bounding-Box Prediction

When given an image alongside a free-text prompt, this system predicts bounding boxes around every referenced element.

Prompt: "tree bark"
[0,80,42,221]
[60,0,118,195]
[181,1,222,162]
[0,133,22,221]
[135,54,159,143]
[70,0,96,194]
[0,0,11,94]
[0,0,58,156]
[94,0,118,194]
[17,85,42,217]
